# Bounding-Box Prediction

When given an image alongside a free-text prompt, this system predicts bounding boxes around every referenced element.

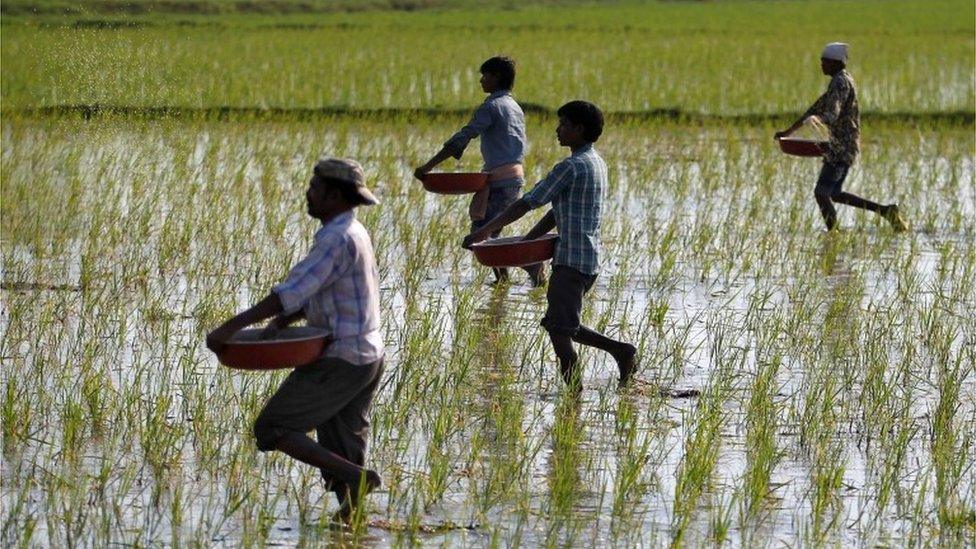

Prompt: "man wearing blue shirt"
[463,101,637,390]
[415,56,543,286]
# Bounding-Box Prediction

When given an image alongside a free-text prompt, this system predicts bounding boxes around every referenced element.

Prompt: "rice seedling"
[2,1,974,545]
[2,112,972,546]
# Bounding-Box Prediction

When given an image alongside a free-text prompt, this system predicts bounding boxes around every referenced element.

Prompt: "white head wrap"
[821,42,849,63]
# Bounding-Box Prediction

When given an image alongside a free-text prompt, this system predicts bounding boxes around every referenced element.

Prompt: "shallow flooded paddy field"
[2,0,975,545]
[2,116,973,546]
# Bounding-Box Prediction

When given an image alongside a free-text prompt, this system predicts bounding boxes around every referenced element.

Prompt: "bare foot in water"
[331,469,382,524]
[614,344,637,388]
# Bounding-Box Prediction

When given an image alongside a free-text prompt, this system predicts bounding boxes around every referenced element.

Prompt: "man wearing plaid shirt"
[463,101,637,390]
[206,157,384,522]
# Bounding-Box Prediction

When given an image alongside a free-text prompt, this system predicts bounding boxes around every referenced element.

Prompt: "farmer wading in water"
[414,56,544,286]
[463,101,637,391]
[775,42,908,232]
[206,158,384,522]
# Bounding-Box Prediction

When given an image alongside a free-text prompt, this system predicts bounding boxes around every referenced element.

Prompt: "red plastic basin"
[777,137,826,157]
[421,172,488,194]
[471,234,558,268]
[218,326,328,370]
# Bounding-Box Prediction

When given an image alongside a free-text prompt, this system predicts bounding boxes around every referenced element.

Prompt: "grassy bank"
[2,0,973,115]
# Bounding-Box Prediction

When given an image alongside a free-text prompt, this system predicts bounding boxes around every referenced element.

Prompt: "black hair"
[316,175,367,206]
[480,56,516,90]
[557,100,604,143]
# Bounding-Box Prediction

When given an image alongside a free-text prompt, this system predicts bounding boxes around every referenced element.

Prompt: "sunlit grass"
[1,0,973,114]
[1,113,973,545]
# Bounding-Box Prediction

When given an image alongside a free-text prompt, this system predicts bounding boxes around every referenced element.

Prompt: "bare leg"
[572,325,637,387]
[487,224,510,284]
[273,432,381,492]
[815,192,837,230]
[548,333,581,391]
[331,477,379,524]
[832,191,883,212]
[522,263,547,287]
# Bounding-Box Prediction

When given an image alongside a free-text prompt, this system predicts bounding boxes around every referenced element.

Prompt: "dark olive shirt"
[804,70,860,165]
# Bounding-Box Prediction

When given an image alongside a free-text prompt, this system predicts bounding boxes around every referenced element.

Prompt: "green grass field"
[2,1,974,546]
[2,0,974,115]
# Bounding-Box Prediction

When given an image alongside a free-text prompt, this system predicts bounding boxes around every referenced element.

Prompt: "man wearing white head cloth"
[776,43,907,231]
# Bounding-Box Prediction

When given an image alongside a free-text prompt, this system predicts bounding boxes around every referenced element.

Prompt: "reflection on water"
[1,121,973,547]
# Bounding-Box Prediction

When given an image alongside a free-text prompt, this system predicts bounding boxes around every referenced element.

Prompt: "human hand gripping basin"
[217,326,329,370]
[470,234,559,268]
[421,172,489,194]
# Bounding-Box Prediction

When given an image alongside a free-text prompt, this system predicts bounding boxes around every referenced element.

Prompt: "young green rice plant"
[543,396,588,543]
[929,345,974,542]
[708,490,736,546]
[670,318,737,545]
[608,392,661,537]
[1,459,38,546]
[740,351,783,523]
[1,108,973,546]
[799,348,850,541]
[422,399,457,509]
[869,403,918,529]
[1,375,34,451]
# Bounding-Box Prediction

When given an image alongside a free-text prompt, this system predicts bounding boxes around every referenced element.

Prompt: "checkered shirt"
[522,144,606,275]
[272,211,384,365]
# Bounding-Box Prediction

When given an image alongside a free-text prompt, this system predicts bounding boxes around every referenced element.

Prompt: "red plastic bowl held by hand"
[777,137,826,157]
[471,234,558,268]
[421,173,489,194]
[217,326,329,370]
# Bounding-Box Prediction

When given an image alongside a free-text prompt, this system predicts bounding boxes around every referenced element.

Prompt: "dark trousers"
[253,357,384,490]
[470,184,521,236]
[814,162,883,229]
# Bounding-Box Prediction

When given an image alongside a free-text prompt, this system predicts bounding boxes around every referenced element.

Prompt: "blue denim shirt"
[522,144,606,275]
[444,90,526,188]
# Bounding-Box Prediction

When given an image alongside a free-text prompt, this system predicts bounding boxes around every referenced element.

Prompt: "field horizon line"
[6,103,974,126]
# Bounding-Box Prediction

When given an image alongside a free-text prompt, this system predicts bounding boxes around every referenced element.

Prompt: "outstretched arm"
[462,198,532,248]
[523,209,556,240]
[776,78,845,139]
[414,146,457,180]
[461,159,573,247]
[774,116,812,139]
[415,102,493,180]
[775,98,826,138]
[206,293,285,353]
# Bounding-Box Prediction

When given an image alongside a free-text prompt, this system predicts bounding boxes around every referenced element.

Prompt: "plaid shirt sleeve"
[522,159,576,209]
[272,233,349,315]
[444,101,494,159]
